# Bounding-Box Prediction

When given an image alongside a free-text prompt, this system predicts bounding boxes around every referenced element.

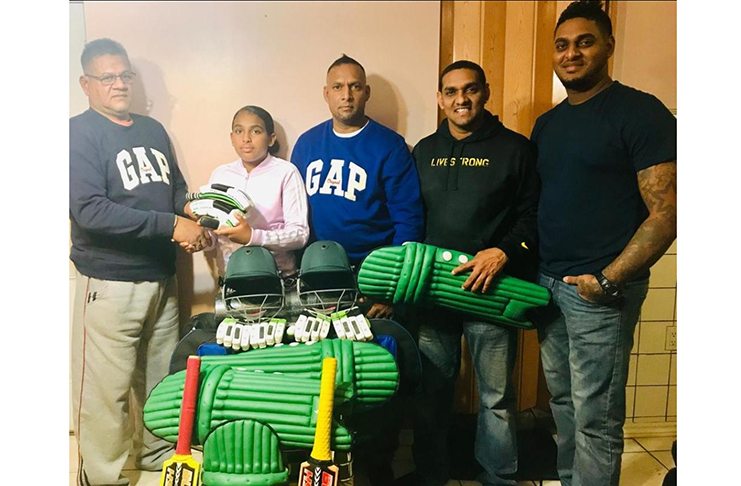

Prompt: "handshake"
[216,310,374,352]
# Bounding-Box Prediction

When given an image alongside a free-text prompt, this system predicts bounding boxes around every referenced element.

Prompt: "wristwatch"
[594,271,622,299]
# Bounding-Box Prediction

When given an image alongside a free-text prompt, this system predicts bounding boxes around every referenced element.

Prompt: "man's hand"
[184,201,197,220]
[562,274,609,303]
[366,302,395,319]
[451,247,509,293]
[172,216,210,253]
[214,213,253,245]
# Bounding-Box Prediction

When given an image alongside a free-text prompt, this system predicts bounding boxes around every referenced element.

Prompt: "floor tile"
[624,438,644,452]
[634,436,675,451]
[651,451,675,469]
[620,452,668,485]
[70,431,677,486]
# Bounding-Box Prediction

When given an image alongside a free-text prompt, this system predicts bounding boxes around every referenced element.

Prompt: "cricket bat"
[299,357,339,486]
[160,355,202,486]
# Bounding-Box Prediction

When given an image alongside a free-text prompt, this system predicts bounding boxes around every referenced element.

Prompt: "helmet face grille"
[298,285,358,314]
[224,292,284,322]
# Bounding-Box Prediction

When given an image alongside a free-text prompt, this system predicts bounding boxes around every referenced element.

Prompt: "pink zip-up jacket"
[208,155,310,276]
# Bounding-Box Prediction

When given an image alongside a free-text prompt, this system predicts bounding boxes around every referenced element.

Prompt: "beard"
[557,59,609,93]
[560,74,600,92]
[335,109,365,126]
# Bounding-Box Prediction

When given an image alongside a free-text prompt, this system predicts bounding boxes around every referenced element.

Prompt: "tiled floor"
[69,433,675,486]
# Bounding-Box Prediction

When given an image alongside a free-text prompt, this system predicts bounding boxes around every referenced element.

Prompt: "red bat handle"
[175,355,201,455]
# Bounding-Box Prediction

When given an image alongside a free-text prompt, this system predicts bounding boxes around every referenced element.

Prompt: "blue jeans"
[412,309,518,486]
[536,273,648,486]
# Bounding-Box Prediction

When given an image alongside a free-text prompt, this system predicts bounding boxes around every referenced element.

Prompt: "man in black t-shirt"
[531,3,676,486]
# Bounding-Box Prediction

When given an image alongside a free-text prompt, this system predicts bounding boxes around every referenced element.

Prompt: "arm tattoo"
[603,161,677,284]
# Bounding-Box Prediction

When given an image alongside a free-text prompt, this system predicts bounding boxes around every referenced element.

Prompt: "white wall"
[69,0,87,432]
[75,1,441,316]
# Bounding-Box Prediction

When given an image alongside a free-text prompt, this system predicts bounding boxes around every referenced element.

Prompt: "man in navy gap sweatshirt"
[69,38,208,486]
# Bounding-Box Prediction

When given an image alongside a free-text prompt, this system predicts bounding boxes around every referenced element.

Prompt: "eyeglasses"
[84,71,136,86]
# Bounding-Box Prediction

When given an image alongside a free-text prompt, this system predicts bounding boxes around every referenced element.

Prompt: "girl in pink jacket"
[209,105,310,277]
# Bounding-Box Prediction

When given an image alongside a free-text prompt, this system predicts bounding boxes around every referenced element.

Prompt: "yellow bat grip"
[310,357,338,462]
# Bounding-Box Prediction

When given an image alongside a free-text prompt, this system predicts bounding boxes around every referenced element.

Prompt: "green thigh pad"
[143,340,398,450]
[357,243,551,329]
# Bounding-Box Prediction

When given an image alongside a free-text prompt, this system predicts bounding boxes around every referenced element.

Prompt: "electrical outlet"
[665,326,677,351]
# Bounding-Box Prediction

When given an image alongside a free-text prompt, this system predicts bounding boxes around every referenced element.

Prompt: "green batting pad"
[357,243,551,329]
[200,339,398,406]
[143,340,398,451]
[202,420,288,486]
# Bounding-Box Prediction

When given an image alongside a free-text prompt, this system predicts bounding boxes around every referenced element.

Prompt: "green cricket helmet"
[220,246,284,322]
[298,241,358,313]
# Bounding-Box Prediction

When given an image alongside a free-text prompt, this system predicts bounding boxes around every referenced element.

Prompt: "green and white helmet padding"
[143,339,398,450]
[298,241,358,313]
[221,246,284,322]
[357,242,551,329]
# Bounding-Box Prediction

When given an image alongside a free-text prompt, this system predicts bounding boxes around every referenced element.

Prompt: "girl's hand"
[214,213,253,245]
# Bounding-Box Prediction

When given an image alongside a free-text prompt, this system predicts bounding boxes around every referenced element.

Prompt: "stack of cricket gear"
[144,339,399,486]
[187,183,255,229]
[214,241,373,352]
[357,242,551,329]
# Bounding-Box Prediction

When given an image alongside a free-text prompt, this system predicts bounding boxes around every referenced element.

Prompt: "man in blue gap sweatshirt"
[400,60,540,486]
[291,54,424,319]
[69,38,208,486]
[291,54,424,486]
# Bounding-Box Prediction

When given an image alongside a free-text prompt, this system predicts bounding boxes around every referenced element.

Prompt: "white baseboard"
[624,420,677,438]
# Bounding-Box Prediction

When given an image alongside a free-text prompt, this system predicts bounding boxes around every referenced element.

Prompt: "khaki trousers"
[71,270,180,486]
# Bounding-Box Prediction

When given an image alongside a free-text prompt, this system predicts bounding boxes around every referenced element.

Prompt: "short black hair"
[232,105,280,155]
[327,54,365,75]
[556,1,612,38]
[81,38,129,72]
[438,60,487,91]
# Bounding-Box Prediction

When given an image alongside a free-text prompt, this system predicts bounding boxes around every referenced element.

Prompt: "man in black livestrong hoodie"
[402,61,539,486]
